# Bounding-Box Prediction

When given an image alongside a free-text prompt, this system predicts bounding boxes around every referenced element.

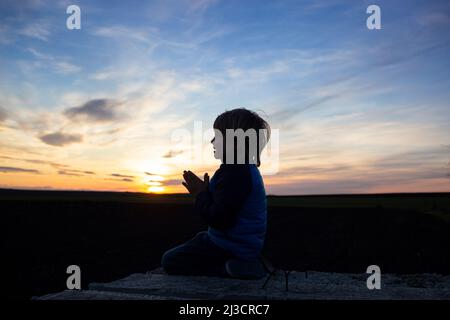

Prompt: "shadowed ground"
[2,189,450,299]
[36,269,450,300]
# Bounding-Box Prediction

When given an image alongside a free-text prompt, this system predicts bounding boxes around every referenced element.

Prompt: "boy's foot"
[225,257,268,279]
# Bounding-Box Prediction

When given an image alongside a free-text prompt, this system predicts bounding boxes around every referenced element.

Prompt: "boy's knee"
[195,231,208,237]
[161,249,176,272]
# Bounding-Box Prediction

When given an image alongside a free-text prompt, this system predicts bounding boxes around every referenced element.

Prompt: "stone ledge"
[35,270,450,300]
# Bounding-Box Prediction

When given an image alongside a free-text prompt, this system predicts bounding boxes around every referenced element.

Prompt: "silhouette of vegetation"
[2,189,450,299]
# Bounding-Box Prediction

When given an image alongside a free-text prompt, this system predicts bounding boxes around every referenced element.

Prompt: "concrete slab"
[36,270,450,300]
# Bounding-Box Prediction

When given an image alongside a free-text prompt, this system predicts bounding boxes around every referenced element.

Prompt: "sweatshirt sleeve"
[194,165,252,231]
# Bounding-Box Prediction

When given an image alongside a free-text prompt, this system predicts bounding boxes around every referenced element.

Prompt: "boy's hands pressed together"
[182,170,209,197]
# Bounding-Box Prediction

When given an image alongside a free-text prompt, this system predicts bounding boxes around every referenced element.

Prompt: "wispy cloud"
[105,177,134,182]
[186,0,219,14]
[53,61,81,74]
[64,99,124,123]
[163,150,183,158]
[39,132,83,147]
[0,166,40,174]
[0,24,13,45]
[0,106,7,122]
[0,155,69,168]
[18,23,50,41]
[93,26,157,44]
[58,169,95,176]
[26,47,81,74]
[418,12,450,26]
[268,145,450,194]
[58,170,82,176]
[110,173,134,179]
[160,178,181,186]
[145,0,219,23]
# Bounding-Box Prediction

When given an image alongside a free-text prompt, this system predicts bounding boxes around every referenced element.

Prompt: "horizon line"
[1,187,449,197]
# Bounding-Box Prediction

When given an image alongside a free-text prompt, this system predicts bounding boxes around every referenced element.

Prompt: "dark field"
[2,189,450,299]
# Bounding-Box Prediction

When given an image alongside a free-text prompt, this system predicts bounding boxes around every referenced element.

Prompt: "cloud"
[80,170,95,175]
[0,184,54,190]
[0,107,7,122]
[39,132,83,146]
[106,177,134,182]
[18,24,50,41]
[279,164,353,177]
[0,155,69,168]
[58,169,95,176]
[92,20,231,54]
[160,179,181,186]
[0,24,12,45]
[64,99,123,122]
[267,170,448,195]
[27,47,50,59]
[111,173,134,179]
[90,67,136,81]
[145,172,166,181]
[57,170,81,176]
[0,0,49,11]
[93,26,156,44]
[163,150,184,158]
[418,12,450,26]
[26,48,81,74]
[0,166,40,173]
[368,148,450,177]
[271,94,342,123]
[370,41,450,69]
[267,39,450,127]
[145,0,219,23]
[1,104,59,133]
[185,0,218,13]
[53,61,81,74]
[0,155,98,179]
[301,0,348,13]
[268,146,450,195]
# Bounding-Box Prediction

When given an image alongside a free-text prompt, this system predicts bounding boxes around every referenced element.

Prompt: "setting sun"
[147,186,165,193]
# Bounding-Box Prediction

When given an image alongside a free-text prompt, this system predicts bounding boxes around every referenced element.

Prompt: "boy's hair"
[213,108,270,167]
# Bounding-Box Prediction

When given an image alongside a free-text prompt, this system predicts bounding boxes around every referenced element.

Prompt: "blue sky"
[0,0,449,194]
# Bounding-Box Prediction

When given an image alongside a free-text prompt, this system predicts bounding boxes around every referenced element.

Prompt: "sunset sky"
[1,0,449,194]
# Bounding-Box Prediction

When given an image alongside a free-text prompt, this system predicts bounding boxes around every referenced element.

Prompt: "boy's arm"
[194,166,252,231]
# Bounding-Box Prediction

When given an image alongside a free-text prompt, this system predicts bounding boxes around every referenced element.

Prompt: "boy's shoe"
[225,256,269,279]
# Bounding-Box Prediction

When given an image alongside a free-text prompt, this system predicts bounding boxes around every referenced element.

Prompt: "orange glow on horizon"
[147,186,165,193]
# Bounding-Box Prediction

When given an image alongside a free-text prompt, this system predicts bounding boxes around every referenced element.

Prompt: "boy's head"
[211,108,270,166]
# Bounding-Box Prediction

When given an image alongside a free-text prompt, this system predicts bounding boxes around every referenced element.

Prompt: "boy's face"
[211,130,223,161]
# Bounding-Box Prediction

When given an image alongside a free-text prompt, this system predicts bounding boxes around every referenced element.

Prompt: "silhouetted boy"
[161,108,271,279]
